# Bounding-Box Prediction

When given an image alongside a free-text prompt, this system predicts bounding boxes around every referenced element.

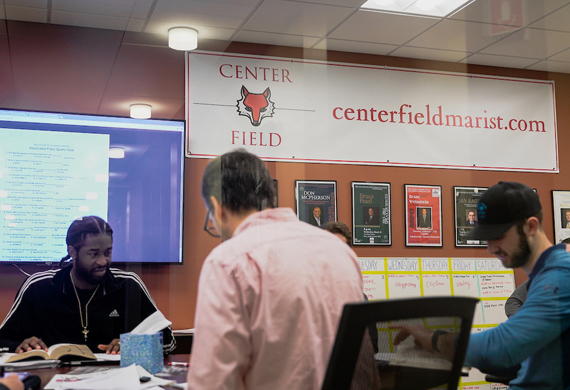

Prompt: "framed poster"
[351,182,391,246]
[405,185,442,247]
[454,186,488,247]
[552,191,570,244]
[295,180,337,227]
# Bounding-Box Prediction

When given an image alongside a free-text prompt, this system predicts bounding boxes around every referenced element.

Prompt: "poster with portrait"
[552,191,570,244]
[352,182,391,246]
[405,185,442,247]
[295,180,337,227]
[454,186,488,247]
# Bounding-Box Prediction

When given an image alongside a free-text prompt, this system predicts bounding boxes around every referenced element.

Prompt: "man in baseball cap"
[392,181,570,389]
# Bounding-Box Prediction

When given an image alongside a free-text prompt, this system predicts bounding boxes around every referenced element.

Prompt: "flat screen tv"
[0,109,184,264]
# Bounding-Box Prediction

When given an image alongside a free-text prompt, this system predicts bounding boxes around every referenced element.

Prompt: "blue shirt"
[465,244,570,389]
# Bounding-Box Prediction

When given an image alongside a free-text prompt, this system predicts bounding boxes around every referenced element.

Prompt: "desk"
[23,354,190,389]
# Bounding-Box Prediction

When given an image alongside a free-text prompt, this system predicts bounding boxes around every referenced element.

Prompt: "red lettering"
[231,130,239,144]
[370,108,377,122]
[432,106,443,126]
[389,111,397,123]
[497,116,504,129]
[414,113,424,125]
[379,110,388,122]
[260,67,270,80]
[246,67,257,80]
[475,116,482,128]
[235,65,243,79]
[270,133,281,146]
[259,132,267,146]
[345,108,355,120]
[282,69,292,83]
[333,107,343,120]
[272,68,279,82]
[398,104,410,124]
[250,132,257,145]
[220,64,232,78]
[357,109,368,121]
[509,119,517,130]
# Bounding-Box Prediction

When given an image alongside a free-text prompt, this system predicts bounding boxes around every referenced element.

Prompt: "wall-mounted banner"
[352,182,391,246]
[295,181,337,227]
[186,52,558,172]
[405,185,442,247]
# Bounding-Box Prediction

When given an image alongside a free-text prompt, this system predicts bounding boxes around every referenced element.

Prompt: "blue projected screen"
[0,109,184,264]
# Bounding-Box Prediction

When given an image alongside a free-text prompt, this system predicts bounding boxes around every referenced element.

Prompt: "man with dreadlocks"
[0,216,175,355]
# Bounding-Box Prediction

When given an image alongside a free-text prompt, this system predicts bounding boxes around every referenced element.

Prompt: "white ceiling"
[2,0,570,73]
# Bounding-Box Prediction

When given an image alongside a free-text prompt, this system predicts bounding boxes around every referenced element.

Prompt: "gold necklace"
[70,273,99,342]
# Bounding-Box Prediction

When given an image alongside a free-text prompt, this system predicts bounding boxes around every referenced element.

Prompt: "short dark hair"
[59,216,113,266]
[201,149,275,213]
[322,221,352,247]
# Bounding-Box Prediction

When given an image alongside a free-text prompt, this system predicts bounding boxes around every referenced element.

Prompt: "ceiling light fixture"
[168,27,198,51]
[361,0,472,18]
[130,104,152,119]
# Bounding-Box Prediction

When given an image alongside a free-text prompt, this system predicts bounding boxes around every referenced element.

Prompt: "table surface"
[25,354,190,389]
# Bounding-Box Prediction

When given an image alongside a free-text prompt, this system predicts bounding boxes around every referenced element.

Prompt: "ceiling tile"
[406,19,507,52]
[391,46,468,62]
[243,0,354,37]
[5,0,47,8]
[460,53,539,69]
[130,0,154,19]
[153,0,259,19]
[480,27,570,58]
[235,30,320,48]
[144,20,235,40]
[550,48,570,62]
[0,7,5,20]
[5,6,47,23]
[300,0,365,7]
[450,0,570,26]
[126,18,145,33]
[528,3,570,32]
[329,10,439,45]
[51,11,129,30]
[149,8,245,29]
[313,38,397,55]
[52,0,137,18]
[527,59,570,73]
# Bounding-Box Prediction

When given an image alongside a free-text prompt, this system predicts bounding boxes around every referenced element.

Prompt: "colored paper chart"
[359,256,514,390]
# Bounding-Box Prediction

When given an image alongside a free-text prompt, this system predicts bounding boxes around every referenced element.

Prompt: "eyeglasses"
[203,209,220,238]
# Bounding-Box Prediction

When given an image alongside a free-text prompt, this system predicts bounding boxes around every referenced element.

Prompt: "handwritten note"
[388,274,421,299]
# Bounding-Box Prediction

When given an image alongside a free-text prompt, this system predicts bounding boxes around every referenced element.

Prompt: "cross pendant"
[83,328,89,341]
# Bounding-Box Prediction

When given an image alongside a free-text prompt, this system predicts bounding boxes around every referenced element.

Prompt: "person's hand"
[15,336,48,353]
[390,324,435,352]
[0,374,24,390]
[98,339,121,355]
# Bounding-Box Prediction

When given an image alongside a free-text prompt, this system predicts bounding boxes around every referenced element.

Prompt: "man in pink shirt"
[187,150,365,390]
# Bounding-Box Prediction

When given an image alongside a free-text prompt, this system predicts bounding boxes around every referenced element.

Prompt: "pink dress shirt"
[187,208,364,390]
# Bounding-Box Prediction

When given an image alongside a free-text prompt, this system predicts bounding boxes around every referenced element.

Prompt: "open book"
[0,344,96,363]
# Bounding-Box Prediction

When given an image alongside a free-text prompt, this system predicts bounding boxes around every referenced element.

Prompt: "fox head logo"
[236,86,275,126]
